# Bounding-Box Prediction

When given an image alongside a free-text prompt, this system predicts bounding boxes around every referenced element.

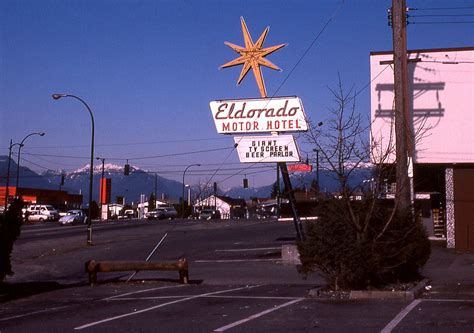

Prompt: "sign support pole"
[279,162,305,241]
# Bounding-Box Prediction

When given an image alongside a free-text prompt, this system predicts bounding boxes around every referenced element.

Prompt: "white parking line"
[103,284,186,300]
[74,285,260,330]
[109,295,299,301]
[381,299,421,333]
[215,247,280,252]
[422,298,474,303]
[213,298,304,332]
[195,259,280,263]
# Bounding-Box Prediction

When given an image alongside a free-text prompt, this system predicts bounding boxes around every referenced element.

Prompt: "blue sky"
[1,0,473,190]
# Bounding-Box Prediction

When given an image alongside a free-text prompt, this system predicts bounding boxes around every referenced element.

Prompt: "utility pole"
[391,0,412,213]
[276,164,280,219]
[154,173,157,201]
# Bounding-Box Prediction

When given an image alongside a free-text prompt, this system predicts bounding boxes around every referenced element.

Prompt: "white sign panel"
[210,96,308,134]
[234,135,301,163]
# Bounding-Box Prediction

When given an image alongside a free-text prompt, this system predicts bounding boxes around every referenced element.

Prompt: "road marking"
[0,305,70,322]
[381,299,421,333]
[109,295,300,301]
[215,247,280,252]
[103,284,185,300]
[213,298,304,332]
[75,285,260,330]
[422,298,474,303]
[195,259,280,263]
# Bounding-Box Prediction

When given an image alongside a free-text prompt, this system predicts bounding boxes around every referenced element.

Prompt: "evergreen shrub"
[297,198,431,290]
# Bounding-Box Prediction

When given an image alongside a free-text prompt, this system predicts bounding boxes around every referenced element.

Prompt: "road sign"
[288,164,313,172]
[210,96,308,134]
[234,135,300,163]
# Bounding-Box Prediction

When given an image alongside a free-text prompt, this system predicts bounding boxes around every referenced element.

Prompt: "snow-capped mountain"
[1,156,373,204]
[70,163,128,175]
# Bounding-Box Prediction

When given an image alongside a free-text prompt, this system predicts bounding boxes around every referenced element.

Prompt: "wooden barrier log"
[85,258,189,285]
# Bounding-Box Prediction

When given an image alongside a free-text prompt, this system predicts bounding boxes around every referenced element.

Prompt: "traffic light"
[124,163,130,176]
[243,178,248,188]
[60,173,65,186]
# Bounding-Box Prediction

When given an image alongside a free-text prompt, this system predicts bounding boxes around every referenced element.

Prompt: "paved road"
[1,219,473,332]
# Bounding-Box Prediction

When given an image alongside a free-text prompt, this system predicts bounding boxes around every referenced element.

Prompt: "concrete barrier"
[281,244,301,265]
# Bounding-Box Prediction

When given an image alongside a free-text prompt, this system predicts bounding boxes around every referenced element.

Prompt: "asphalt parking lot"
[2,281,474,332]
[1,219,473,332]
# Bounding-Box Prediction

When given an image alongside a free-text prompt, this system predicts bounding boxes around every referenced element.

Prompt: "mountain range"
[0,155,372,204]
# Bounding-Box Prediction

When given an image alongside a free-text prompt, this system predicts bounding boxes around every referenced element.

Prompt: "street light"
[182,164,200,218]
[16,132,45,189]
[4,140,21,210]
[52,93,95,245]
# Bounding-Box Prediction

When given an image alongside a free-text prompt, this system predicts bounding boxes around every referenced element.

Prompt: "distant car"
[118,209,135,219]
[199,209,220,220]
[24,204,60,221]
[27,211,50,223]
[157,207,177,220]
[145,210,164,220]
[59,210,87,225]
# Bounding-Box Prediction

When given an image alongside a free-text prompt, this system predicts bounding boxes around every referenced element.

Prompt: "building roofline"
[370,46,474,56]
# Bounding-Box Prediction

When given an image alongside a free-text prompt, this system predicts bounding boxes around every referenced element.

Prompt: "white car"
[25,204,60,221]
[27,211,50,223]
[59,210,87,225]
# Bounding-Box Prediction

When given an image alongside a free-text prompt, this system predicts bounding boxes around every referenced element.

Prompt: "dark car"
[199,209,221,220]
[145,210,163,220]
[146,207,177,220]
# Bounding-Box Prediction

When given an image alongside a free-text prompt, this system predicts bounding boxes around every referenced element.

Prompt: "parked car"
[145,210,163,220]
[59,210,87,225]
[157,206,177,219]
[199,209,221,220]
[27,211,50,223]
[24,204,60,221]
[118,209,135,219]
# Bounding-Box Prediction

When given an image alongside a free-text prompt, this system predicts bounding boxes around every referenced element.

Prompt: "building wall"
[370,47,474,164]
[0,186,83,210]
[453,168,474,251]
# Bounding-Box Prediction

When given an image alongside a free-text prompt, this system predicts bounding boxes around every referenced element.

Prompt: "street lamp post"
[52,93,95,245]
[16,132,45,189]
[182,164,200,218]
[4,140,21,210]
[96,157,105,221]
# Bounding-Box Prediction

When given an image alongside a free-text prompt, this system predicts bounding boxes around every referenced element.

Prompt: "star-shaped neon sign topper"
[220,17,287,98]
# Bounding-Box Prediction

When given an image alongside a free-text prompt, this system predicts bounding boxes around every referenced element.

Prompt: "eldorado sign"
[234,135,300,163]
[210,96,308,134]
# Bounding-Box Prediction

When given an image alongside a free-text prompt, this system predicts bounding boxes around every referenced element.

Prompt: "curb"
[349,278,430,300]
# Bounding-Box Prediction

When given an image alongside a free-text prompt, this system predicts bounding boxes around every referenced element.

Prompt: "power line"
[21,146,235,161]
[409,14,474,17]
[27,137,230,149]
[355,64,391,98]
[408,21,474,24]
[272,0,345,98]
[410,6,474,11]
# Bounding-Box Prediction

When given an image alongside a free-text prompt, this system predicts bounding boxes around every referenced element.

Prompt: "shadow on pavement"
[0,281,71,303]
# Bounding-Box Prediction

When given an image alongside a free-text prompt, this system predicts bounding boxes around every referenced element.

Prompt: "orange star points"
[220,17,287,98]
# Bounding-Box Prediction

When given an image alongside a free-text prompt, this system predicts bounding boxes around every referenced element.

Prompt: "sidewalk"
[421,240,474,298]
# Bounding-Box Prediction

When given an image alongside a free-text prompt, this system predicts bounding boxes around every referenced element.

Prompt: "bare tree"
[304,75,371,239]
[299,76,431,290]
